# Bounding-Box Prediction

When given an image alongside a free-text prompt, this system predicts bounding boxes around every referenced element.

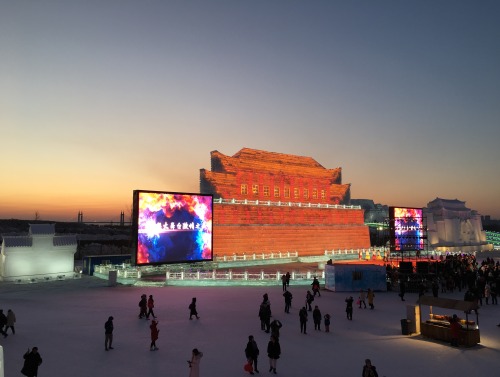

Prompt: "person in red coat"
[449,314,461,347]
[147,295,156,319]
[150,319,159,351]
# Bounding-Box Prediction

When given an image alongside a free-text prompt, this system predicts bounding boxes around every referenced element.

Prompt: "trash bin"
[108,270,117,287]
[401,319,411,335]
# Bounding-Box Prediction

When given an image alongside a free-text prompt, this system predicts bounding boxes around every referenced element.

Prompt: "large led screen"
[389,207,424,252]
[132,190,213,265]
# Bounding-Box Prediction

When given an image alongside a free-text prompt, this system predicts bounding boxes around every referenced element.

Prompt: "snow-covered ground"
[1,255,499,377]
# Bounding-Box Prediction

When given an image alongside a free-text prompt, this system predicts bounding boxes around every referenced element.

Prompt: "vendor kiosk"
[417,296,480,347]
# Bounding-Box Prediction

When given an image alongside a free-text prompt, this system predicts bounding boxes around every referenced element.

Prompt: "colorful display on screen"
[132,191,213,265]
[389,207,424,251]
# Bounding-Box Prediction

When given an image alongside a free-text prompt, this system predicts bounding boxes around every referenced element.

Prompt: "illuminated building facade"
[200,148,370,256]
[425,198,493,253]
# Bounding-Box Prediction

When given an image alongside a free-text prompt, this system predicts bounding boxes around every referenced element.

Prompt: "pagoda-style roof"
[201,148,351,204]
[425,198,480,220]
[210,148,342,180]
[29,224,56,235]
[427,198,471,211]
[2,236,33,247]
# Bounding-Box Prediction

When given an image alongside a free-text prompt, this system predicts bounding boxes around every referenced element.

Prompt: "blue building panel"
[325,263,386,292]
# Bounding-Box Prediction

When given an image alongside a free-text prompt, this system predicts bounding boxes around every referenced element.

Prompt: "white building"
[0,224,77,281]
[425,198,493,253]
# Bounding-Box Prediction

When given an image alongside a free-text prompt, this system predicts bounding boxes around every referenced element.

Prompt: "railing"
[213,197,361,210]
[216,251,298,262]
[93,263,324,283]
[324,247,388,260]
[164,269,321,281]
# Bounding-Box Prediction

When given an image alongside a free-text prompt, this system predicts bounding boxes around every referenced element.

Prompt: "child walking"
[189,297,200,320]
[324,313,331,332]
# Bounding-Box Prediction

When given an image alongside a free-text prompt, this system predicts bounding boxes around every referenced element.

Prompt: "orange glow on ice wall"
[200,148,370,256]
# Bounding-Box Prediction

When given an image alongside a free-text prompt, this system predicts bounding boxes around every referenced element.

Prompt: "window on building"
[263,186,270,197]
[352,271,363,280]
[303,188,309,200]
[321,190,326,200]
[274,186,280,198]
[241,184,248,195]
[312,188,318,199]
[252,184,259,195]
[294,188,300,199]
[284,187,290,198]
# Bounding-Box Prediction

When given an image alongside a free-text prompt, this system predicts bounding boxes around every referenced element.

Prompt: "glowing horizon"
[1,1,499,221]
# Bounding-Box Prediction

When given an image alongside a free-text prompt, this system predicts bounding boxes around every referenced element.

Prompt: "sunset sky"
[1,1,499,221]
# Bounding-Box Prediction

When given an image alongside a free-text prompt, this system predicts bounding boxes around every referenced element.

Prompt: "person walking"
[147,295,156,319]
[104,316,114,351]
[449,314,461,347]
[5,309,16,334]
[188,348,203,377]
[311,277,321,297]
[399,280,406,301]
[21,347,42,377]
[299,306,308,334]
[432,279,439,298]
[484,283,491,305]
[362,358,379,377]
[138,294,147,319]
[367,288,375,310]
[283,290,293,314]
[305,290,314,311]
[312,305,322,331]
[259,294,271,333]
[359,289,367,309]
[324,313,331,333]
[491,283,498,305]
[345,296,354,320]
[270,319,283,340]
[244,335,260,374]
[281,274,287,291]
[189,297,200,320]
[267,335,281,374]
[285,272,291,288]
[150,319,159,351]
[0,309,8,337]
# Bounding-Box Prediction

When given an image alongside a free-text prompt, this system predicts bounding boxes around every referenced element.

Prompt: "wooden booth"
[417,296,480,347]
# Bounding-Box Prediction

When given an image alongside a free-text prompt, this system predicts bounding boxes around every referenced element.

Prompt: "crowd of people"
[104,293,203,375]
[9,252,500,376]
[388,253,500,310]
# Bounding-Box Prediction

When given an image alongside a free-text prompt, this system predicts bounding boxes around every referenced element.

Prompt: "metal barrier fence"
[93,264,324,282]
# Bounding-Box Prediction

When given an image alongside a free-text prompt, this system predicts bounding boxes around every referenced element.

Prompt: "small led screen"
[389,207,424,251]
[132,191,213,265]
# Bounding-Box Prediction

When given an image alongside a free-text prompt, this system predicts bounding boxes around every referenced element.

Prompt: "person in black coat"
[283,290,293,313]
[305,291,314,311]
[362,358,378,377]
[345,296,354,320]
[399,280,406,301]
[189,297,200,320]
[311,277,321,297]
[312,305,322,331]
[270,319,282,340]
[104,316,114,351]
[244,335,260,374]
[0,309,8,337]
[267,335,281,374]
[259,294,271,333]
[139,294,147,319]
[21,347,42,377]
[299,306,308,334]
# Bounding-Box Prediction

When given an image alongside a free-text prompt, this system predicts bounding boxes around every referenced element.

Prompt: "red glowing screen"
[132,190,213,265]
